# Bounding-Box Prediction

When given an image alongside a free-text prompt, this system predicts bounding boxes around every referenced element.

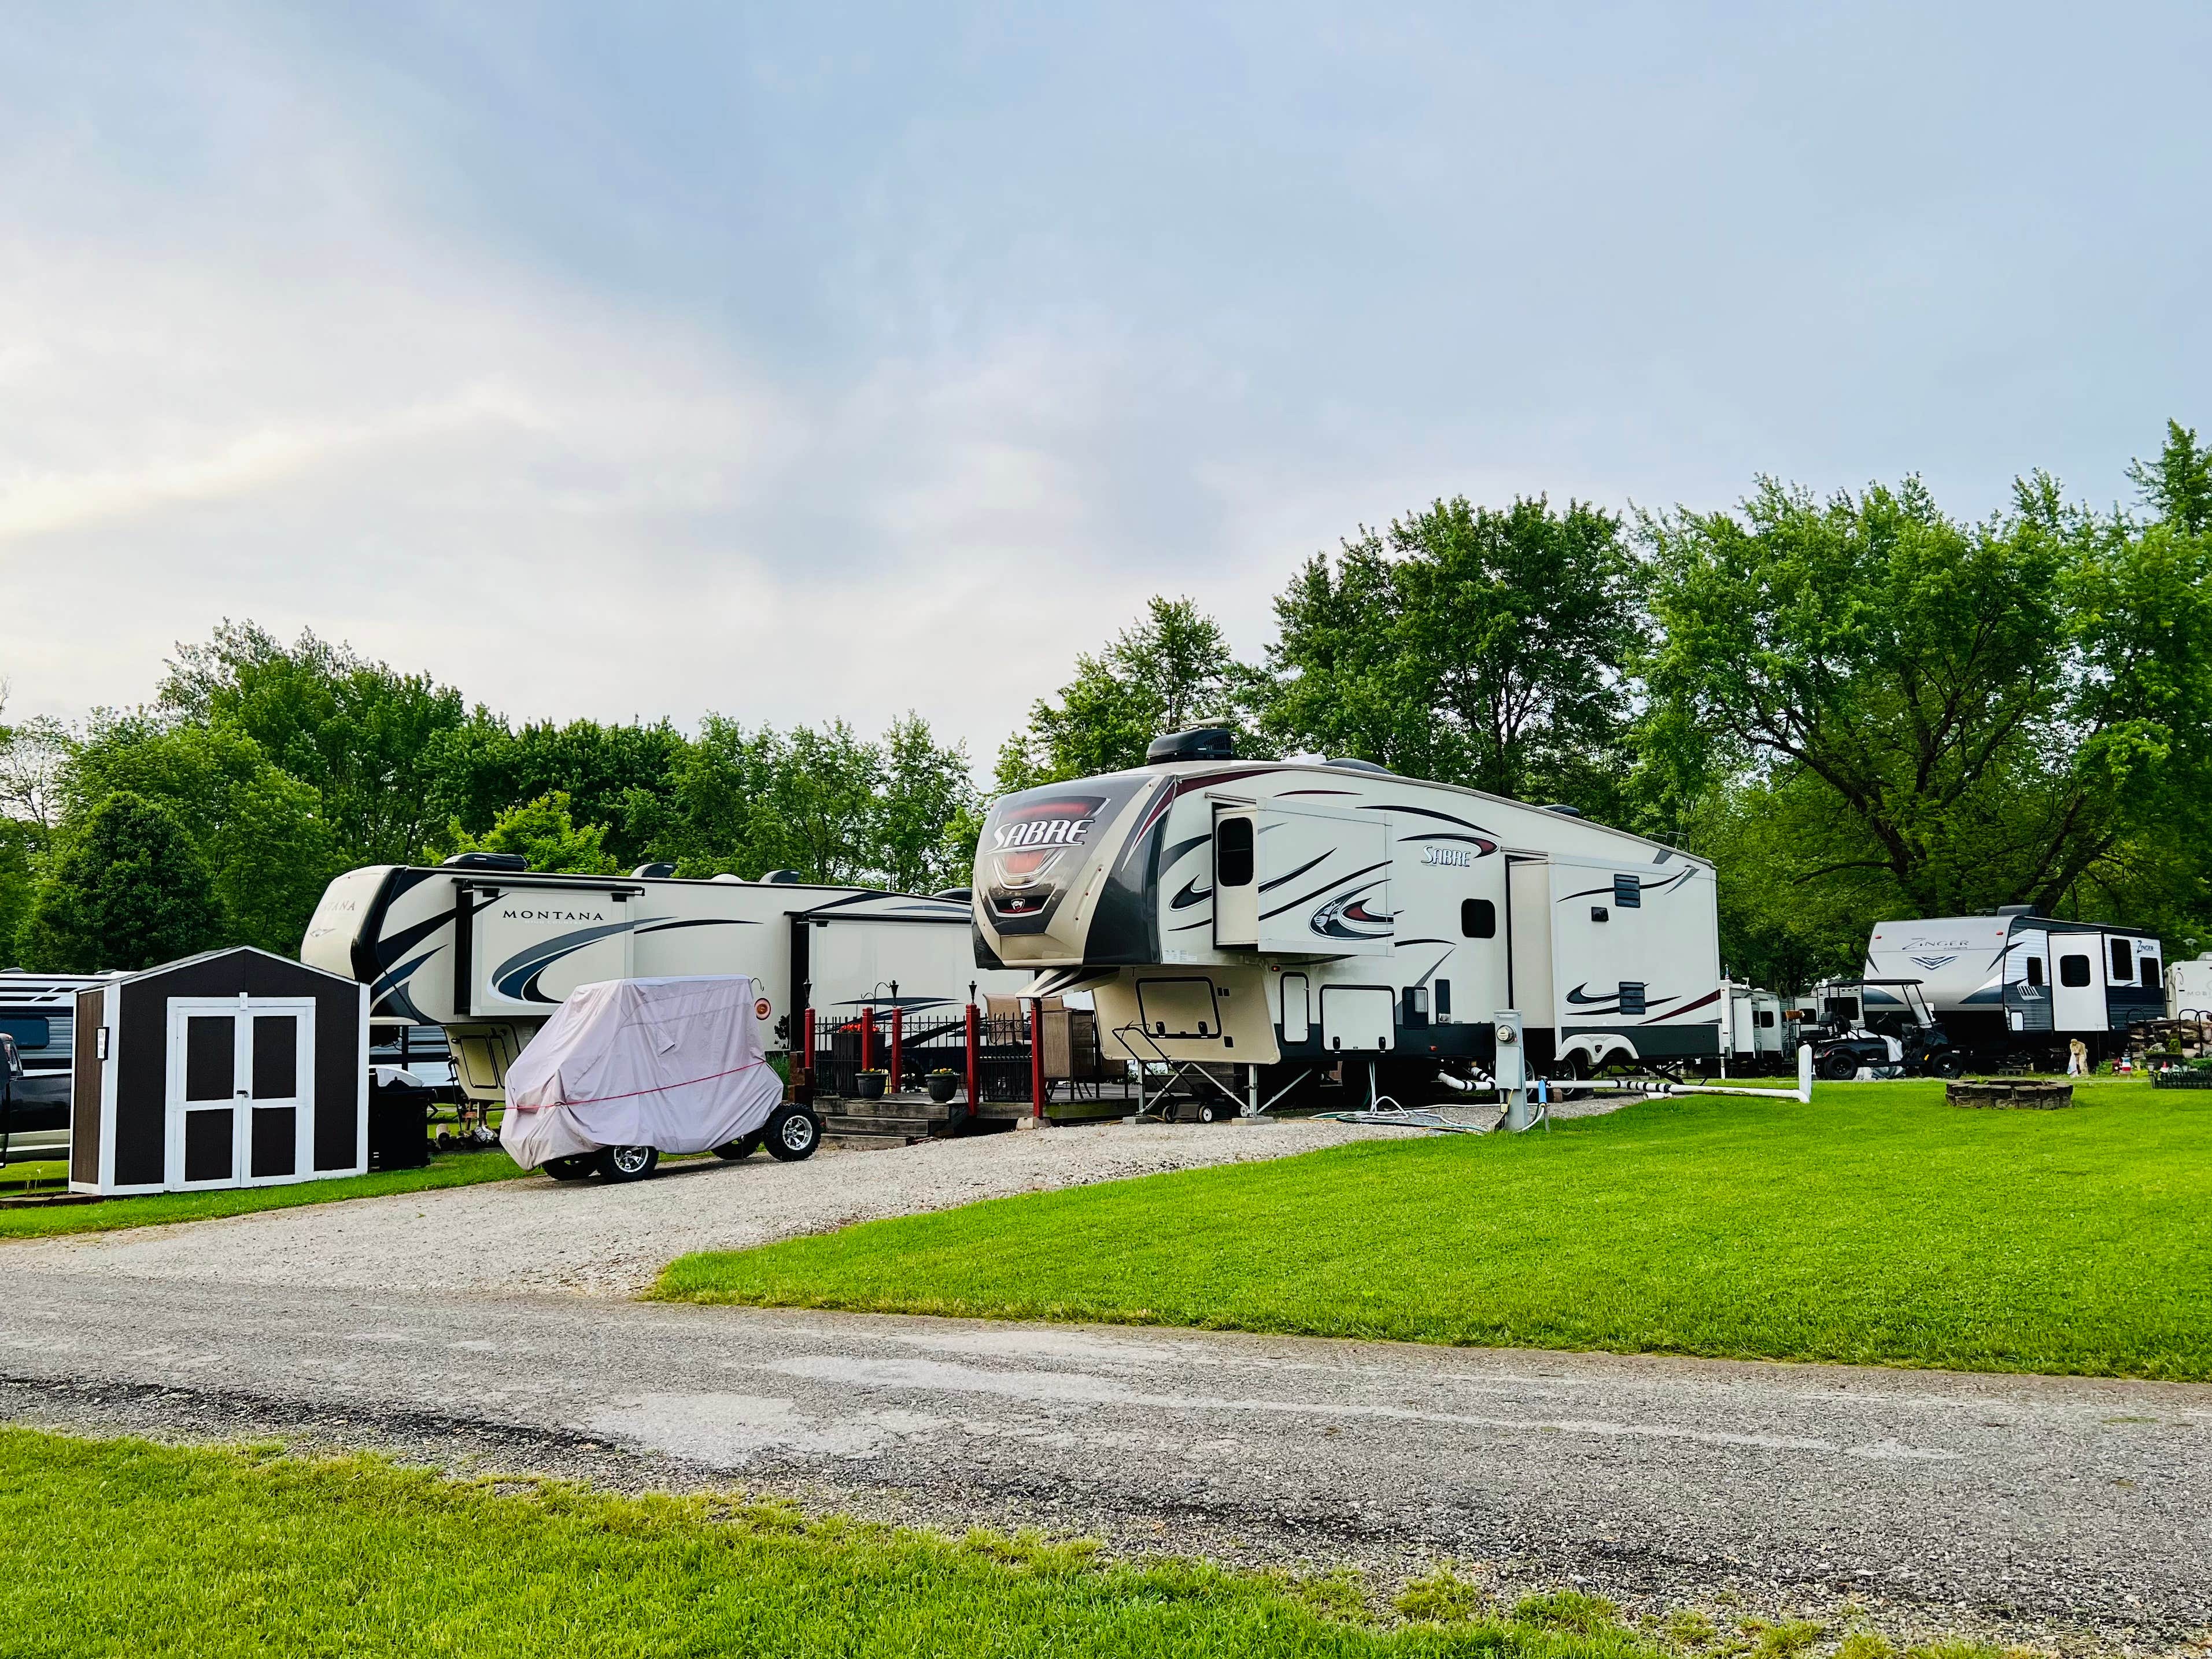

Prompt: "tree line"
[6,421,2208,988]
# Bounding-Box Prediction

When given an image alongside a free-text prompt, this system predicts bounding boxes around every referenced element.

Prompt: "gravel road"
[2,1274,2206,1645]
[8,1118,1392,1296]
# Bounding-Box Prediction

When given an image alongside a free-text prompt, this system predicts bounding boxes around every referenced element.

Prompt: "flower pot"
[926,1071,959,1104]
[855,1070,888,1102]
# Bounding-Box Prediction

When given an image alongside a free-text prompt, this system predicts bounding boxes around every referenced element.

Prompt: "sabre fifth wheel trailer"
[302,858,1028,1105]
[972,729,1723,1109]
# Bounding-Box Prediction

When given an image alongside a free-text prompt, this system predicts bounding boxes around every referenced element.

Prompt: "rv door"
[1213,806,1258,949]
[2050,940,2103,1031]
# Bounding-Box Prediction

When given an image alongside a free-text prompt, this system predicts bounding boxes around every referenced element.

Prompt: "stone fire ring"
[1946,1078,2076,1109]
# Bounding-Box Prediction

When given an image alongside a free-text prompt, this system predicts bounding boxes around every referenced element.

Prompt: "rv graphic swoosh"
[1170,879,1212,910]
[1310,888,1394,941]
[492,919,647,1003]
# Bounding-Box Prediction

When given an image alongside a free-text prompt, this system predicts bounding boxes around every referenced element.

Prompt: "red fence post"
[1029,999,1045,1121]
[861,1007,874,1074]
[890,1006,904,1095]
[800,1007,815,1101]
[965,1002,980,1111]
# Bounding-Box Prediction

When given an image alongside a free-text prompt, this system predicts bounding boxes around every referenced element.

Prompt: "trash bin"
[368,1077,435,1171]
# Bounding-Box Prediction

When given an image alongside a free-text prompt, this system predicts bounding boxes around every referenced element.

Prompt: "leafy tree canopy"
[435,791,618,875]
[19,791,222,971]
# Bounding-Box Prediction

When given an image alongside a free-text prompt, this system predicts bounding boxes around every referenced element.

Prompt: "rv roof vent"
[1145,727,1235,765]
[631,862,677,879]
[441,851,529,871]
[1323,758,1390,774]
[1541,804,1585,818]
[1995,903,2041,917]
[760,869,804,884]
[710,873,747,883]
[933,887,973,902]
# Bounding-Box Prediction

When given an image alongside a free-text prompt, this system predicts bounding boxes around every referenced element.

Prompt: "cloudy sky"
[2,2,2205,758]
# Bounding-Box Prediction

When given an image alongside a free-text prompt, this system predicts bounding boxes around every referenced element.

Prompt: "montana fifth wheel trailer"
[972,733,1723,1097]
[301,863,1027,1103]
[2170,953,2212,1021]
[1860,908,2164,1061]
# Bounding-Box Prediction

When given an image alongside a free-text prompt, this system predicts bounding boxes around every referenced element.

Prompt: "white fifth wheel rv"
[971,730,1723,1097]
[301,859,1026,1103]
[1860,907,2165,1061]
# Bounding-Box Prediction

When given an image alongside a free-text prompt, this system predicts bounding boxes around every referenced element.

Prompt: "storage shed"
[71,948,367,1195]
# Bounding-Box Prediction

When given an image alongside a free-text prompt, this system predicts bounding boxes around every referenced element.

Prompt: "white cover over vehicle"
[500,977,783,1170]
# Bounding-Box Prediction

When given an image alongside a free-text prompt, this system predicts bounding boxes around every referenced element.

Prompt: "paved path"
[2,1269,2205,1638]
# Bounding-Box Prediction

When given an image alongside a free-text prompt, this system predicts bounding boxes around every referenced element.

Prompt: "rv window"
[2109,939,2131,981]
[2059,954,2091,988]
[1215,817,1254,888]
[1460,899,1495,939]
[2025,956,2044,987]
[1619,981,1646,1015]
[1613,874,1641,908]
[1434,979,1451,1016]
[2141,956,2159,988]
[1757,1010,1775,1028]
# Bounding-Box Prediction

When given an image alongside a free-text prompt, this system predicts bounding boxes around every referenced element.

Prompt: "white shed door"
[165,997,317,1191]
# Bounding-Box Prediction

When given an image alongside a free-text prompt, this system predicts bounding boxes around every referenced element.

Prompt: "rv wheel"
[544,1154,594,1182]
[596,1144,660,1183]
[765,1107,821,1162]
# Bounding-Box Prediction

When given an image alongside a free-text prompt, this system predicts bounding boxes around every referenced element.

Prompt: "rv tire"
[543,1154,595,1181]
[765,1106,821,1162]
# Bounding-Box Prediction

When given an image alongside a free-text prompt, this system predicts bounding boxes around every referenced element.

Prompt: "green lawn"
[0,1154,529,1240]
[658,1077,2212,1380]
[0,1429,1670,1658]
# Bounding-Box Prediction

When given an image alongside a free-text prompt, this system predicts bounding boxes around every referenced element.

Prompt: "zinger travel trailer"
[1860,908,2165,1062]
[973,730,1723,1100]
[302,859,1026,1103]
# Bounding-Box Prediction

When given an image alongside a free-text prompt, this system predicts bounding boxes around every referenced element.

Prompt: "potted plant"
[855,1069,888,1101]
[926,1069,960,1104]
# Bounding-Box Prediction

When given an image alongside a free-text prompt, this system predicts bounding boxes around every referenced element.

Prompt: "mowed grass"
[658,1077,2212,1380]
[0,1429,1661,1658]
[0,1153,529,1240]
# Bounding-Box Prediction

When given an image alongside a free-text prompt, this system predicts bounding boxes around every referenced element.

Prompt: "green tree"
[425,715,685,870]
[19,792,221,971]
[1262,496,1642,809]
[875,714,981,893]
[1642,463,2212,925]
[62,716,335,954]
[2126,419,2212,535]
[161,622,466,865]
[435,791,618,875]
[996,597,1265,790]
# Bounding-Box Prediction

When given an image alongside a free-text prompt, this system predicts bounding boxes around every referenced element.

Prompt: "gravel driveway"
[9,1118,1391,1297]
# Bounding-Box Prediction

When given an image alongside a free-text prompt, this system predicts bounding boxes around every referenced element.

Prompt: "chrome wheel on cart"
[763,1106,821,1162]
[595,1144,660,1183]
[543,1154,595,1181]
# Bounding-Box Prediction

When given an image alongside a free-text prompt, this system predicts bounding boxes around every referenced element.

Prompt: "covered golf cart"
[501,976,820,1182]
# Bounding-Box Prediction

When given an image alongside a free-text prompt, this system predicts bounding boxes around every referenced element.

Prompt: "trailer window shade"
[1757,1010,1775,1027]
[1214,817,1254,888]
[2110,939,2132,980]
[1618,981,1646,1015]
[1613,874,1641,908]
[2025,956,2044,987]
[1460,899,1495,939]
[2141,956,2159,988]
[2059,954,2092,988]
